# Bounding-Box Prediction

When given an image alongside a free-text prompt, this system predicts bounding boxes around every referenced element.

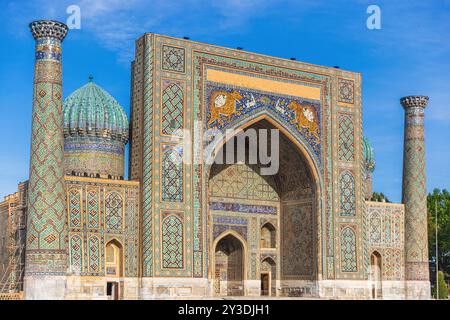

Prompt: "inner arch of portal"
[206,116,322,296]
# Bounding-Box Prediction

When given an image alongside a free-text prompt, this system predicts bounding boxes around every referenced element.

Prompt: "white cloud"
[4,0,285,64]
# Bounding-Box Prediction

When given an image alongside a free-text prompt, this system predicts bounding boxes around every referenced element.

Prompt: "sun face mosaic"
[204,83,322,162]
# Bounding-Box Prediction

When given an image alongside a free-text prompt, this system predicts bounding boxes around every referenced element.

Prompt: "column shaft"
[400,95,430,299]
[24,20,68,299]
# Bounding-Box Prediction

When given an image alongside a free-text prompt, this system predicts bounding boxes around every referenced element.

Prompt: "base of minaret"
[405,281,431,300]
[23,275,67,300]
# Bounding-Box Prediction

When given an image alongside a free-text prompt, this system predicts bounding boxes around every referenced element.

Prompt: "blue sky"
[0,0,449,202]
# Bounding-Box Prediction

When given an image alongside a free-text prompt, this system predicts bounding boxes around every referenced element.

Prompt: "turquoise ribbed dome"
[362,137,375,173]
[63,76,129,143]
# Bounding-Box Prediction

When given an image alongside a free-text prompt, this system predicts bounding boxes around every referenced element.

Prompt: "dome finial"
[88,74,94,82]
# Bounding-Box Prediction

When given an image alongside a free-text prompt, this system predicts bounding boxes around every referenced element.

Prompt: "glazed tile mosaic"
[0,21,430,300]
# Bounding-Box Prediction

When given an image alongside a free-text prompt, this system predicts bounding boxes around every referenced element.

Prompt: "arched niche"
[105,239,123,277]
[212,232,247,296]
[207,116,321,291]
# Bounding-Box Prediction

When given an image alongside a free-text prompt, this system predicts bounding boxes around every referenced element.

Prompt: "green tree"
[371,192,390,203]
[432,271,448,299]
[428,189,450,288]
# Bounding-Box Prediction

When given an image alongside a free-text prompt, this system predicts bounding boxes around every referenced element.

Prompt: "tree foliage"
[371,192,390,203]
[428,189,450,288]
[432,271,448,299]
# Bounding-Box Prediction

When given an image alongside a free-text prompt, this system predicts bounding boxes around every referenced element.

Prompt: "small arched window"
[260,223,276,249]
[105,240,123,277]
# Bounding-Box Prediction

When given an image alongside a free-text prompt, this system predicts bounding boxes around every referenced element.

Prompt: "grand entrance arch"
[207,116,321,297]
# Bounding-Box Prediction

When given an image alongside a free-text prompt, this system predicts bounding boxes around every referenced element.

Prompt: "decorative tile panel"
[162,45,185,73]
[65,178,140,277]
[366,202,405,281]
[209,202,277,215]
[161,145,183,202]
[69,234,83,274]
[161,80,184,136]
[86,188,100,229]
[339,171,356,216]
[161,213,184,269]
[88,235,101,273]
[338,114,355,162]
[281,203,314,278]
[68,189,82,228]
[341,226,357,272]
[338,78,354,104]
[105,191,124,231]
[213,224,247,241]
[141,35,154,277]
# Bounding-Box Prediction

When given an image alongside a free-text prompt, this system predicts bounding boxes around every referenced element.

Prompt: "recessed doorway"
[106,281,119,300]
[261,272,270,296]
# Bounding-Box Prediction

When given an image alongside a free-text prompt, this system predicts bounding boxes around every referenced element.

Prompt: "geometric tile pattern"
[65,180,139,277]
[339,171,356,216]
[369,212,382,243]
[63,136,125,178]
[129,58,142,180]
[209,164,279,201]
[87,189,99,229]
[162,214,184,269]
[162,81,184,136]
[69,189,82,228]
[341,226,357,272]
[366,202,405,280]
[125,192,139,277]
[105,192,123,231]
[338,114,355,161]
[141,36,155,277]
[400,97,429,281]
[212,224,247,241]
[367,203,404,248]
[26,25,68,276]
[338,78,354,104]
[161,145,183,202]
[281,203,314,277]
[69,234,83,274]
[162,45,185,73]
[383,249,403,280]
[88,235,100,273]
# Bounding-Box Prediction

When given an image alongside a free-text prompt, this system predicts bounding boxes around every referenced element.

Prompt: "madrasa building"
[0,20,431,300]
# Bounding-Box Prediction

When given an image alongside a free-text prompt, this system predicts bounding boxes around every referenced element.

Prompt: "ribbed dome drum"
[63,76,129,179]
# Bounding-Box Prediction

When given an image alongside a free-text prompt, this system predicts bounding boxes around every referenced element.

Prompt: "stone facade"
[129,33,366,298]
[0,21,431,300]
[366,201,406,299]
[64,176,140,300]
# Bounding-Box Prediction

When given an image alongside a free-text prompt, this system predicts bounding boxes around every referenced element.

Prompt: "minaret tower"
[24,20,69,299]
[400,95,431,299]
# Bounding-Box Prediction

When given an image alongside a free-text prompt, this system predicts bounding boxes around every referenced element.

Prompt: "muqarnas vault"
[0,20,431,300]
